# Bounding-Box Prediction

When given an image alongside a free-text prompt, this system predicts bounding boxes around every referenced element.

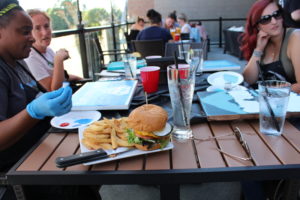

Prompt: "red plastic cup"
[140,66,160,93]
[174,33,180,41]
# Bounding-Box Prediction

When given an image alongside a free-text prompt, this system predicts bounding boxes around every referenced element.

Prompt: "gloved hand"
[26,86,72,119]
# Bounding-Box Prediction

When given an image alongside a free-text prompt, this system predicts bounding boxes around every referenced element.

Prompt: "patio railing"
[51,17,246,79]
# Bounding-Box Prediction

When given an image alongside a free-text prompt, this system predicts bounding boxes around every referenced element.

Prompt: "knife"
[55,148,131,168]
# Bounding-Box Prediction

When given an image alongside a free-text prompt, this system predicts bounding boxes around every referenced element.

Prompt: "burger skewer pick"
[145,92,148,104]
[127,104,172,151]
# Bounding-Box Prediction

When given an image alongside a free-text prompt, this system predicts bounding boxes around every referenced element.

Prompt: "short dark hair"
[146,9,161,24]
[0,0,23,28]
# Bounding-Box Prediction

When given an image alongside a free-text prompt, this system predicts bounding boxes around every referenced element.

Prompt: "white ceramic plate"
[51,111,101,129]
[207,71,243,87]
[145,55,162,59]
[78,125,173,165]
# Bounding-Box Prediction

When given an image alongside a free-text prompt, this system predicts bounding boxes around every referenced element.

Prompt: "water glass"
[123,54,137,79]
[259,80,291,136]
[178,43,190,60]
[186,48,204,73]
[167,64,196,140]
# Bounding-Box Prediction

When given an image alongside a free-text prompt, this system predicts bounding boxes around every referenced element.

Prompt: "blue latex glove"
[26,86,72,119]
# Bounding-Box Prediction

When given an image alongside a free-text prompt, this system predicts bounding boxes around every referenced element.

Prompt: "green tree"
[83,8,109,27]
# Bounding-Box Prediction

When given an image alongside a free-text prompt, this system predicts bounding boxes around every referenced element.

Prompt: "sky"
[18,0,123,11]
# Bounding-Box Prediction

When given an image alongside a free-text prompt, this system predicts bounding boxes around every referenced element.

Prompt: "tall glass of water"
[167,64,196,140]
[259,80,291,136]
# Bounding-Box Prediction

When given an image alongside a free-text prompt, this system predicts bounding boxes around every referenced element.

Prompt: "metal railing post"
[111,22,118,61]
[219,17,223,48]
[77,24,89,78]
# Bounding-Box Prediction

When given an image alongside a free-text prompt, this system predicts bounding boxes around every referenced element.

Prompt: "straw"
[256,60,280,132]
[173,51,189,126]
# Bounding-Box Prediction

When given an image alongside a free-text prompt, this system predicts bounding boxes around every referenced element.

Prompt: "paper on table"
[229,90,300,113]
[287,92,300,112]
[228,90,259,113]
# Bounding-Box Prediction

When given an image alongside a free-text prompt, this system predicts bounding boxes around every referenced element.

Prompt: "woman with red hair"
[241,0,300,93]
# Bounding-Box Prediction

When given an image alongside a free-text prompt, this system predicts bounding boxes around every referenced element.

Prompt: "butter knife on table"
[55,147,131,168]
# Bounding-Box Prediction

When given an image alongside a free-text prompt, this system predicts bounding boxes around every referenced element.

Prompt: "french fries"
[82,117,134,150]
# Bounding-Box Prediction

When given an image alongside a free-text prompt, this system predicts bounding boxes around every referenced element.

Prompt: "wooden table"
[7,120,300,200]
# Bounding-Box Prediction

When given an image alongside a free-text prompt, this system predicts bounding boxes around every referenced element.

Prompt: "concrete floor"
[99,46,247,200]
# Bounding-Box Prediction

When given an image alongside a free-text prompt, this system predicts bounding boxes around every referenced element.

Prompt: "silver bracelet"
[253,50,263,57]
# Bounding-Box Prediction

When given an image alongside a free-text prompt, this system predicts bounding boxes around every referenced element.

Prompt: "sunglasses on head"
[257,10,282,25]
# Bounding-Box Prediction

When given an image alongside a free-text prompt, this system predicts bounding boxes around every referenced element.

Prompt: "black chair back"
[132,39,164,58]
[180,33,190,40]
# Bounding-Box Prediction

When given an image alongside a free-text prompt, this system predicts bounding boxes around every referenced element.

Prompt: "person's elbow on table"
[26,86,72,119]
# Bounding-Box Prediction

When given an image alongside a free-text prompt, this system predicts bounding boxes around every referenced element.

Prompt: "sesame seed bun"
[128,104,168,132]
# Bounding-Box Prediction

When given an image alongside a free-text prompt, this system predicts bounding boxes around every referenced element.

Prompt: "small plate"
[207,71,243,87]
[51,111,101,129]
[145,55,162,59]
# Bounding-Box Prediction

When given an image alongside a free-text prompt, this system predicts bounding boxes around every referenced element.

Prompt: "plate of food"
[51,110,101,129]
[207,71,244,88]
[78,104,173,165]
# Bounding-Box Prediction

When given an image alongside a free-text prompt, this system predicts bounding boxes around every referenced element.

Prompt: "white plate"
[51,111,101,129]
[206,85,248,92]
[145,55,162,59]
[207,71,243,87]
[78,126,173,165]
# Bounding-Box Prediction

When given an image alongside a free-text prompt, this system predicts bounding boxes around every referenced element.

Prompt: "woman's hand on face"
[256,30,271,51]
[55,49,70,61]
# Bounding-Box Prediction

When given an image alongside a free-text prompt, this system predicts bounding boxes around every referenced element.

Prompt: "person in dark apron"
[241,0,300,93]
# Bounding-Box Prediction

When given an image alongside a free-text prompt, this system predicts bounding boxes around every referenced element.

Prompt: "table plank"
[172,139,198,169]
[282,121,300,153]
[118,155,144,170]
[232,121,281,166]
[210,122,253,167]
[251,121,300,164]
[41,133,79,171]
[192,123,226,168]
[17,133,66,171]
[145,151,170,170]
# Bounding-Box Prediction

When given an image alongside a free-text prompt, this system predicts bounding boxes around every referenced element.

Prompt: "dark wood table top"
[7,119,300,186]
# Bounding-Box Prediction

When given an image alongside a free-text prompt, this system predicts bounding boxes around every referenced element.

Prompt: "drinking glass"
[178,43,190,60]
[167,64,196,140]
[123,54,137,79]
[186,48,204,73]
[259,80,291,136]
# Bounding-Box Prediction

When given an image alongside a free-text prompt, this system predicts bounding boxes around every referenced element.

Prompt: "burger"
[127,104,172,151]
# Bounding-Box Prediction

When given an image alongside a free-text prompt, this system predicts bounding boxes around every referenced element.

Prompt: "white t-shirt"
[25,47,55,81]
[181,23,192,33]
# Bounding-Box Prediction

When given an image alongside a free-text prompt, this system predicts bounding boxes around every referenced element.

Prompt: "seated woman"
[178,13,191,34]
[0,0,72,175]
[163,10,179,30]
[130,16,145,32]
[25,9,82,92]
[136,9,173,44]
[241,0,300,93]
[0,1,100,199]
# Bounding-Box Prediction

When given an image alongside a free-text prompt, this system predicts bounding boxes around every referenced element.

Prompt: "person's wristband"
[253,50,263,57]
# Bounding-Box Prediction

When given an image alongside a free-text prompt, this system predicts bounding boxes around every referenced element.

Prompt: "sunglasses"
[193,127,253,161]
[257,10,282,25]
